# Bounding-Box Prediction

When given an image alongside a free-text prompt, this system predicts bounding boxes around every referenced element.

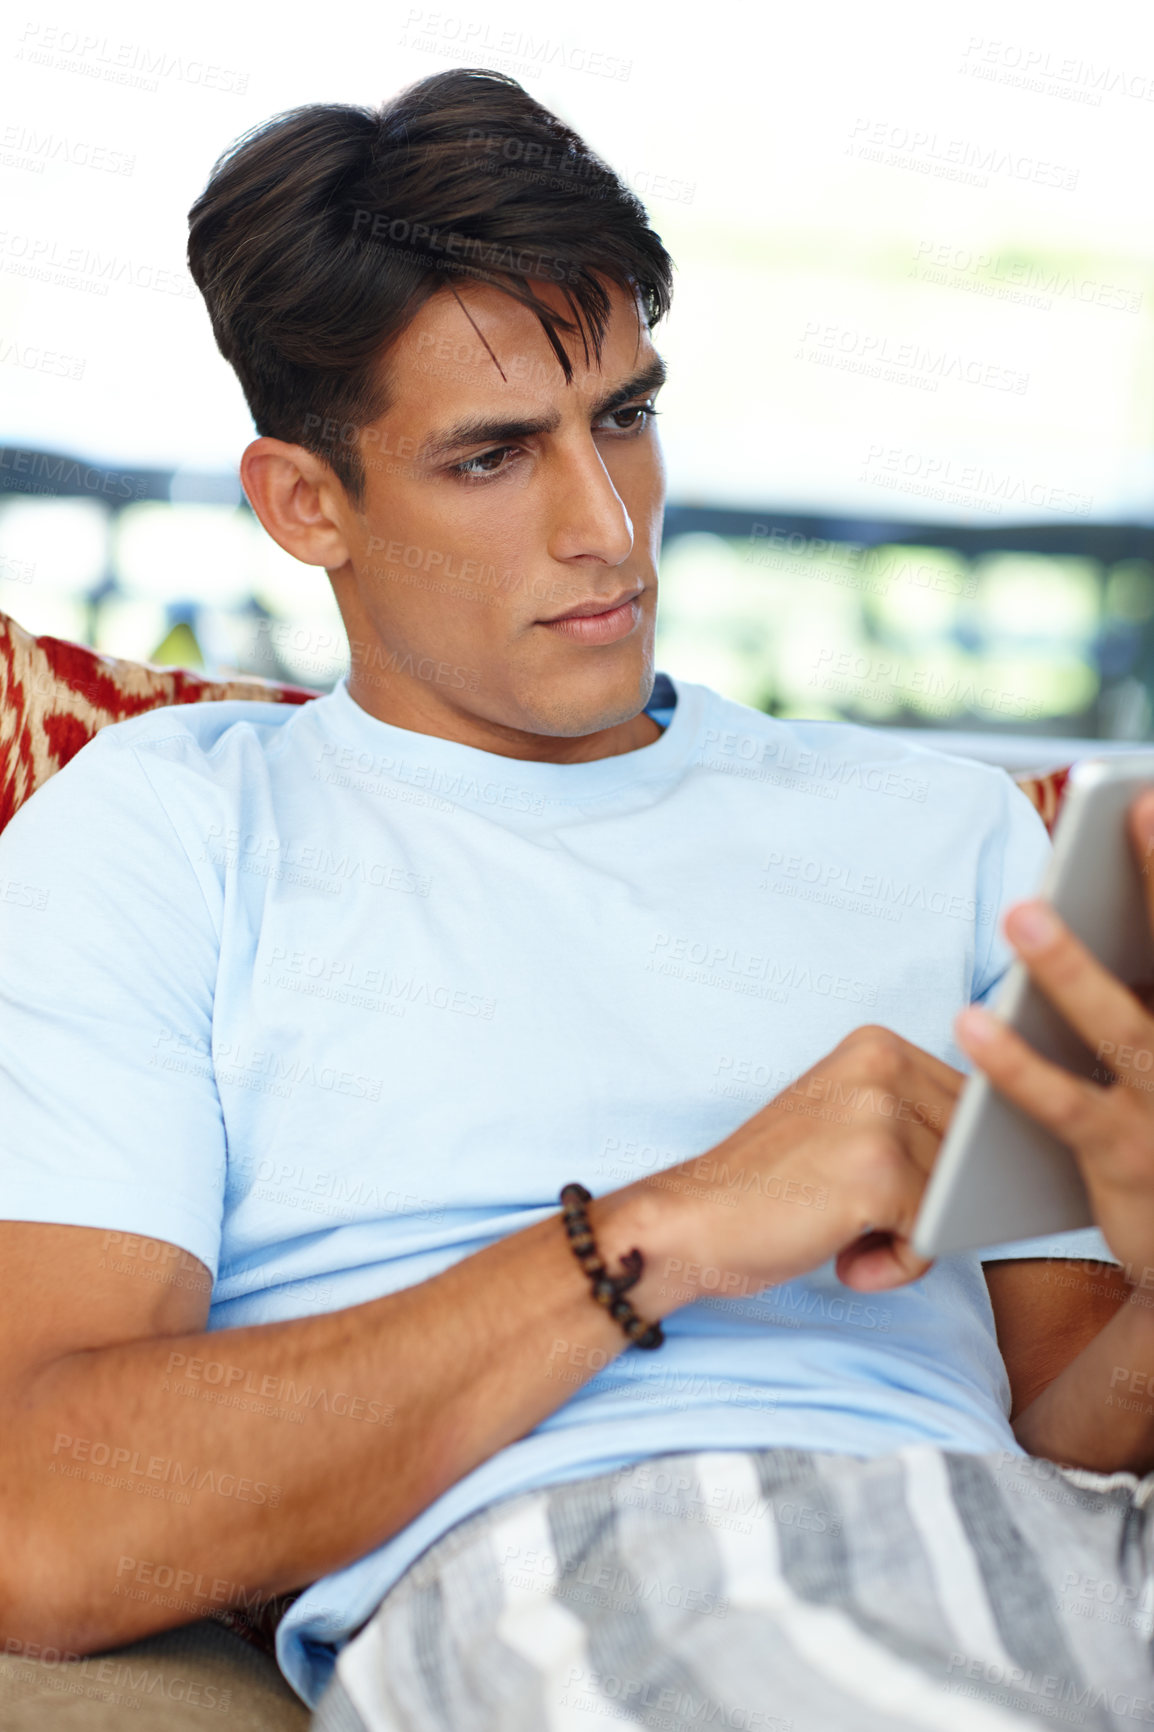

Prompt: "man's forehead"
[387,278,658,420]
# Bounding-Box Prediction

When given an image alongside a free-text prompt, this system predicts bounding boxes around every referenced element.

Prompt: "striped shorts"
[311,1445,1154,1732]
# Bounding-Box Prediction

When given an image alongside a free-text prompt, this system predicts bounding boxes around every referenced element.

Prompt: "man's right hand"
[595,1025,963,1317]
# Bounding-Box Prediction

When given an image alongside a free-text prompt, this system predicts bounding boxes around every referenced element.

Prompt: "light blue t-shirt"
[0,671,1112,1707]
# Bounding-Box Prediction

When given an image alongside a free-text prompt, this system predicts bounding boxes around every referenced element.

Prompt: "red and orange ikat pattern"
[0,607,317,834]
[1014,765,1071,835]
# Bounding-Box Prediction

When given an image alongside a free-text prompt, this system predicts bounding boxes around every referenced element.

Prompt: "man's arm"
[0,1207,651,1657]
[984,1258,1130,1420]
[995,1272,1154,1470]
[0,1025,958,1658]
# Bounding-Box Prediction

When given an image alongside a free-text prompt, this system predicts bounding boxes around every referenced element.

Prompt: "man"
[1,68,1152,1731]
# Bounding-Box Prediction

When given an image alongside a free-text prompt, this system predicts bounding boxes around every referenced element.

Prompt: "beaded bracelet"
[559,1182,664,1350]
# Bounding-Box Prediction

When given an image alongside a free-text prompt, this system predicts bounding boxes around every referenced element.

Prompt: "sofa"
[0,606,1078,1727]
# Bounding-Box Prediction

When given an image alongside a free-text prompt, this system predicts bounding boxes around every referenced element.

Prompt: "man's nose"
[545,438,635,568]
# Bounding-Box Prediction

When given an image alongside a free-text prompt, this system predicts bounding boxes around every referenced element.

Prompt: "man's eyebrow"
[420,356,668,463]
[589,356,667,419]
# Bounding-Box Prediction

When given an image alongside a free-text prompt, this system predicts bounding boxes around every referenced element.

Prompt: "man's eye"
[601,403,660,433]
[453,446,516,480]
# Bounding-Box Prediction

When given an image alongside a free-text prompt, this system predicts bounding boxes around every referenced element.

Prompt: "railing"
[2,447,1153,739]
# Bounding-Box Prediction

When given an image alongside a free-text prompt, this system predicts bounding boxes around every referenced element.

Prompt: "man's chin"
[510,657,656,741]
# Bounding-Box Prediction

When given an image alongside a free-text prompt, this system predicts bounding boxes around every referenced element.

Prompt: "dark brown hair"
[187,68,674,502]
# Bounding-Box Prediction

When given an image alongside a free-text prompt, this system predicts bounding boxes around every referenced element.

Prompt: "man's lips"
[537,588,644,646]
[539,586,644,623]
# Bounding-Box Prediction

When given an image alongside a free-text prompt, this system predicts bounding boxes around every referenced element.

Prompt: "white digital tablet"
[912,753,1154,1259]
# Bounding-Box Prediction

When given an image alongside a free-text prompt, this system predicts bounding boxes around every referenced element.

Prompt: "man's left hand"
[955,788,1154,1285]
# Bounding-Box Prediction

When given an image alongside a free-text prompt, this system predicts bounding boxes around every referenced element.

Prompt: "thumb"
[836,1230,933,1291]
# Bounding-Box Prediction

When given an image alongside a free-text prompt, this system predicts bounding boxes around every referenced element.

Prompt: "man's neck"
[343,674,664,763]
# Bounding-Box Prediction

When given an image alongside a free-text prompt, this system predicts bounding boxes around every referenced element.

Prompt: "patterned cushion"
[0,607,317,835]
[1013,765,1071,836]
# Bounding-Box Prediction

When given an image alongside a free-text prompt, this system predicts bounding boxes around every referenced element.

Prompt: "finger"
[846,1084,954,1174]
[955,1004,1110,1144]
[901,1052,965,1100]
[1000,899,1154,1079]
[836,1231,932,1291]
[1129,791,1154,942]
[875,1066,958,1174]
[892,1109,953,1179]
[839,1028,965,1128]
[838,1026,964,1101]
[783,1046,958,1149]
[881,1030,966,1100]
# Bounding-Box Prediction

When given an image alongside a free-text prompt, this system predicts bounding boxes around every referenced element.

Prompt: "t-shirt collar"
[311,670,702,815]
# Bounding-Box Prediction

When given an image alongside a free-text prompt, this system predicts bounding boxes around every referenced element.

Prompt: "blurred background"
[2,0,1154,746]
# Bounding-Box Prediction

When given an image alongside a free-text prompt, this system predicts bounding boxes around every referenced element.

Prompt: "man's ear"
[240,437,353,569]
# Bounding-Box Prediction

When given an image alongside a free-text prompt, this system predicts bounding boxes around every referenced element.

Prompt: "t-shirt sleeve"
[970,769,1052,1010]
[0,727,226,1276]
[979,1228,1117,1263]
[965,770,1118,1266]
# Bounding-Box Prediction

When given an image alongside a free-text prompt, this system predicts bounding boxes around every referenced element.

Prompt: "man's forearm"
[3,1188,680,1655]
[1012,1288,1154,1472]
